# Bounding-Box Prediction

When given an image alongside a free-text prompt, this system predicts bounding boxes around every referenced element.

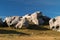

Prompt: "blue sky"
[0,0,60,18]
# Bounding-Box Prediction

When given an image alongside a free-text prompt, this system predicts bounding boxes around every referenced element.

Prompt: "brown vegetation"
[0,25,60,40]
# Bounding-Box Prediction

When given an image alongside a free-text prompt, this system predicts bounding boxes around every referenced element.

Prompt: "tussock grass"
[0,25,60,40]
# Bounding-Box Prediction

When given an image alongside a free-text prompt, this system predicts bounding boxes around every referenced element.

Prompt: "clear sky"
[0,0,60,18]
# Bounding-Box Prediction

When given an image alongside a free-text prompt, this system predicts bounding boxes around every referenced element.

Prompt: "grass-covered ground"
[0,25,60,40]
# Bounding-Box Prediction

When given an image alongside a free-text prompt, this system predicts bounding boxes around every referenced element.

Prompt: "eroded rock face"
[3,16,22,27]
[14,11,43,28]
[49,16,60,32]
[30,11,41,25]
[34,11,50,25]
[3,11,51,29]
[3,16,12,27]
[10,16,22,26]
[15,17,29,29]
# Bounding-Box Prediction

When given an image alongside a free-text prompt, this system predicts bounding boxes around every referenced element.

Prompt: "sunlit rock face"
[33,11,50,25]
[10,16,22,26]
[3,16,22,27]
[21,11,43,25]
[30,11,42,25]
[49,16,60,32]
[14,11,43,28]
[3,11,51,29]
[15,17,29,29]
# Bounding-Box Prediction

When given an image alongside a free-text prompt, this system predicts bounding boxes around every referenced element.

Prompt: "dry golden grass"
[0,25,60,40]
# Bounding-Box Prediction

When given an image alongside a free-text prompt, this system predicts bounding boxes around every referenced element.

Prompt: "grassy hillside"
[0,25,60,40]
